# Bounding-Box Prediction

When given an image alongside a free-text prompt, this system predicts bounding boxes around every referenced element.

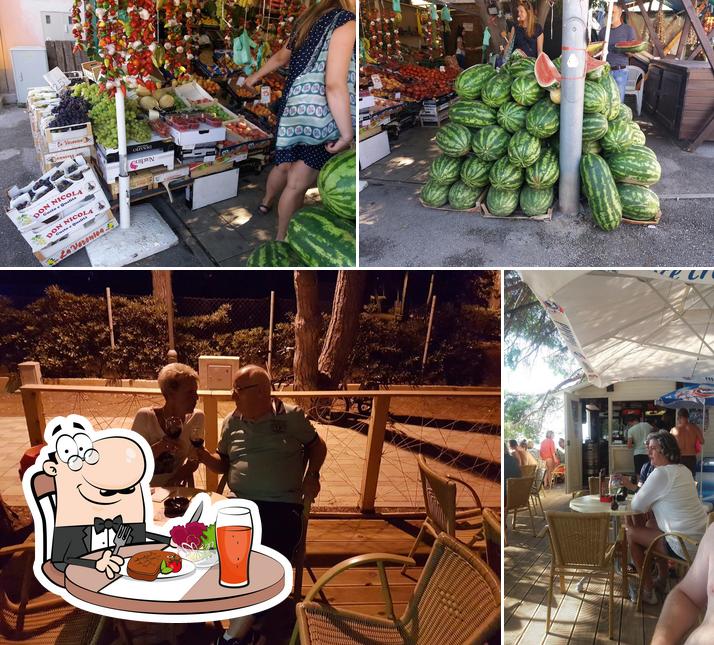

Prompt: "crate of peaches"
[242,103,277,130]
[224,117,272,147]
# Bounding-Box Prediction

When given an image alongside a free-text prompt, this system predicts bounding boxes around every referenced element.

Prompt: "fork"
[112,524,133,556]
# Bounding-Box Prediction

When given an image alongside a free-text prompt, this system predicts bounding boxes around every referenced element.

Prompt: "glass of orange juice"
[216,507,253,587]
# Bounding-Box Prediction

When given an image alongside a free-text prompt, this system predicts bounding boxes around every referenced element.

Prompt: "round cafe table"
[62,487,287,620]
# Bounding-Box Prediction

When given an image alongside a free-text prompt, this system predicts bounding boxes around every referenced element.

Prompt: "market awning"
[520,270,714,388]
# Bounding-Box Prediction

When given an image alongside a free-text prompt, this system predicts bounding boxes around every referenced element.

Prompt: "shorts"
[680,455,697,478]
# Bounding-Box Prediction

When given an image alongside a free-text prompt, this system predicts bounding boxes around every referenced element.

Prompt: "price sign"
[260,85,271,104]
[43,67,71,93]
[371,74,383,89]
[439,66,446,73]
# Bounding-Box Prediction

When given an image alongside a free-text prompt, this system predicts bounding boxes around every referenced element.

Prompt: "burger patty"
[126,550,181,581]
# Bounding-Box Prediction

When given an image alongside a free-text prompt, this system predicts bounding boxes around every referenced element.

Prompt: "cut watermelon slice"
[535,52,561,89]
[615,40,648,53]
[585,55,607,80]
[587,42,604,56]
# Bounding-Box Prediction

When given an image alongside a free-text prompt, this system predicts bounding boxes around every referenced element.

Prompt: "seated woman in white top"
[622,429,707,605]
[131,363,205,487]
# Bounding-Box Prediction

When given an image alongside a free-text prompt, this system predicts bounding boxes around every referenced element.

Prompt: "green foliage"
[504,392,562,443]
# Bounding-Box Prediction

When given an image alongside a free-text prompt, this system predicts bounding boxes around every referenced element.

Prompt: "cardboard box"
[168,123,226,147]
[96,147,175,183]
[43,122,94,152]
[96,134,174,164]
[21,193,112,252]
[153,166,190,186]
[186,168,239,209]
[34,213,118,266]
[106,168,157,198]
[174,81,214,106]
[81,61,103,83]
[6,159,107,232]
[359,130,390,169]
[175,144,218,164]
[39,146,93,174]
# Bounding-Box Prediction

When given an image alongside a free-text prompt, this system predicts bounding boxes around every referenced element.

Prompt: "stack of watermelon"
[246,150,356,266]
[421,50,662,226]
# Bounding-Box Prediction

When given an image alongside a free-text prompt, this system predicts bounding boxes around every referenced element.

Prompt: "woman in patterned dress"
[246,0,356,241]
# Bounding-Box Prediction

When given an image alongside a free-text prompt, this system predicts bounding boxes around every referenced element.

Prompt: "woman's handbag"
[275,14,356,149]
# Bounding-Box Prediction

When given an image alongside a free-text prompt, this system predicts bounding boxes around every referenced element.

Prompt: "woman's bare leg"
[262,163,290,210]
[276,161,319,241]
[627,525,669,592]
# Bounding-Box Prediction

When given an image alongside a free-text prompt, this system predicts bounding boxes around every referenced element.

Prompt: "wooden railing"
[19,382,499,513]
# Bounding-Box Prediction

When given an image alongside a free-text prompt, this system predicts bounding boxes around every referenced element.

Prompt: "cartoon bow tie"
[93,516,123,533]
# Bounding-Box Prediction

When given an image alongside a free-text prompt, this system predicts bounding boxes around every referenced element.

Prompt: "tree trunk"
[318,271,367,388]
[489,271,501,313]
[152,270,174,354]
[293,271,321,391]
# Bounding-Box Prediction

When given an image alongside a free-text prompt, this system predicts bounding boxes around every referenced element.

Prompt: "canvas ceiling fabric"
[520,270,714,388]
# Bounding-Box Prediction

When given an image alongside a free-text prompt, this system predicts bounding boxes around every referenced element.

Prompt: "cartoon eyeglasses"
[56,433,100,471]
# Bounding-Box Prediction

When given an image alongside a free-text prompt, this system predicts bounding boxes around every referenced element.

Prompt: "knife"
[186,499,204,524]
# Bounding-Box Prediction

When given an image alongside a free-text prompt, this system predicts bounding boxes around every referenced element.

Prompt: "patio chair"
[530,467,546,516]
[544,511,620,639]
[589,476,601,495]
[402,456,485,573]
[520,463,537,479]
[625,65,644,116]
[216,455,313,598]
[550,464,566,487]
[505,476,536,537]
[635,532,698,611]
[293,533,500,645]
[482,508,501,574]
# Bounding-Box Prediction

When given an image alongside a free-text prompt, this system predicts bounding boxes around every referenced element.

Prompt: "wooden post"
[421,295,437,370]
[18,362,45,446]
[633,0,666,57]
[677,15,691,60]
[401,272,409,314]
[267,291,275,375]
[106,287,115,349]
[681,0,714,73]
[202,394,219,491]
[426,273,434,306]
[359,395,391,513]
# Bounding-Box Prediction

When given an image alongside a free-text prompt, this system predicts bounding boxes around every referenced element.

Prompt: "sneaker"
[576,577,587,593]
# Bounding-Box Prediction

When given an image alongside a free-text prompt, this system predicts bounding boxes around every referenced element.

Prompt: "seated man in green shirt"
[197,364,327,645]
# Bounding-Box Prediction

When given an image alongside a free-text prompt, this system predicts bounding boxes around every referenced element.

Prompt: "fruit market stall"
[5,0,356,267]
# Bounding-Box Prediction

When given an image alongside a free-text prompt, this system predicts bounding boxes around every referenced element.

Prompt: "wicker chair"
[482,508,501,574]
[402,456,485,573]
[544,512,620,639]
[505,476,536,537]
[550,464,566,487]
[530,467,546,516]
[635,532,698,611]
[293,533,500,645]
[520,463,537,479]
[589,476,601,495]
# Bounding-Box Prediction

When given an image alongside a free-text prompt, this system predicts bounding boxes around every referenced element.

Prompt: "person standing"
[540,430,558,489]
[505,1,544,59]
[455,25,467,68]
[626,414,653,476]
[598,2,637,102]
[246,0,355,241]
[671,408,705,477]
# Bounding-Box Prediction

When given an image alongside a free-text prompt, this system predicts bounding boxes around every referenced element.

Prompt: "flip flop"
[256,203,271,215]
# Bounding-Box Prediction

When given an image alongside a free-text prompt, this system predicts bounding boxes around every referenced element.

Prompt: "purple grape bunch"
[49,90,90,129]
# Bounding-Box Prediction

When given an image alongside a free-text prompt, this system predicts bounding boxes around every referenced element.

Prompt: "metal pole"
[267,290,275,375]
[558,0,589,215]
[114,88,131,228]
[602,0,615,65]
[422,295,437,369]
[106,287,115,349]
[426,272,434,306]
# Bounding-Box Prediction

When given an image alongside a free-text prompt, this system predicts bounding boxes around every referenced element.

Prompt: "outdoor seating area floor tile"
[505,487,661,645]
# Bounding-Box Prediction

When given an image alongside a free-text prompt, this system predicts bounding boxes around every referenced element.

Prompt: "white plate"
[119,553,196,580]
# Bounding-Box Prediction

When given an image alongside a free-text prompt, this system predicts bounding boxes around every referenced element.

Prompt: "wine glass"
[190,426,205,450]
[165,415,183,440]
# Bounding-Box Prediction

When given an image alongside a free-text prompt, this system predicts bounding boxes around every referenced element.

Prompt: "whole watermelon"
[525,148,559,189]
[627,144,658,161]
[247,241,304,267]
[520,185,554,216]
[510,75,545,107]
[448,181,480,210]
[629,123,646,145]
[286,206,356,266]
[489,156,523,190]
[449,100,497,128]
[508,130,541,168]
[481,73,513,109]
[584,81,609,114]
[616,104,633,122]
[582,139,602,154]
[317,149,355,220]
[429,155,462,185]
[486,186,519,217]
[471,125,510,161]
[600,119,636,155]
[454,64,497,99]
[582,112,609,142]
[580,153,622,231]
[599,73,621,121]
[508,56,536,78]
[497,101,529,133]
[435,123,472,157]
[460,156,493,189]
[421,179,451,207]
[608,147,661,186]
[617,184,660,220]
[526,99,560,139]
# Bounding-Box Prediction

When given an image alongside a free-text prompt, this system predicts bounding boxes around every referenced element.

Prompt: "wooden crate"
[45,40,89,73]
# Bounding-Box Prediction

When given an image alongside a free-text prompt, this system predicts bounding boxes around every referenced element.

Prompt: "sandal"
[256,203,271,215]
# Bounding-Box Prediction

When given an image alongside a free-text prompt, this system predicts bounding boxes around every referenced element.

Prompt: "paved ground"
[0,104,320,267]
[359,107,714,267]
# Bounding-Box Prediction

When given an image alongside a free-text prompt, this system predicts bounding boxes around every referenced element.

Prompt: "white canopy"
[520,270,714,388]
